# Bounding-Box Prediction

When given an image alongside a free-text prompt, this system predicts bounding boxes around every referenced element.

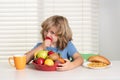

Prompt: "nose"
[46,31,51,37]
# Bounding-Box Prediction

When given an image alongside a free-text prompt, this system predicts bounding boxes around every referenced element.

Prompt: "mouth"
[45,37,52,42]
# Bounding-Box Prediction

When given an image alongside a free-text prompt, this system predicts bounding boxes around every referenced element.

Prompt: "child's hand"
[56,59,73,71]
[44,39,52,47]
[43,37,52,48]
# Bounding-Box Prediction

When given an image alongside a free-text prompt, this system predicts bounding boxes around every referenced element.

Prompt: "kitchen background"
[0,0,120,61]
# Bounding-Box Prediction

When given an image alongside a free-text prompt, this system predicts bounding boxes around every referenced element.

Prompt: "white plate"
[83,62,112,69]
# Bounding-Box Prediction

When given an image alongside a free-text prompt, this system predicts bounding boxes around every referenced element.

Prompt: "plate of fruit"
[32,50,65,71]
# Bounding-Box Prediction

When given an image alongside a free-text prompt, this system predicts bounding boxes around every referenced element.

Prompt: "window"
[0,0,39,61]
[0,0,99,61]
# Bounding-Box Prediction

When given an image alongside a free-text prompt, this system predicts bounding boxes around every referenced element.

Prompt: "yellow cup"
[8,55,26,70]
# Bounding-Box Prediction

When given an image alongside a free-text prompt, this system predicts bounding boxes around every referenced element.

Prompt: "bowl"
[32,61,58,71]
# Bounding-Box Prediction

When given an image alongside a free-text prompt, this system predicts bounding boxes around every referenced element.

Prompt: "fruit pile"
[32,50,65,71]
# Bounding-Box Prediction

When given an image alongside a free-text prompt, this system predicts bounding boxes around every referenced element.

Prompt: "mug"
[8,55,26,70]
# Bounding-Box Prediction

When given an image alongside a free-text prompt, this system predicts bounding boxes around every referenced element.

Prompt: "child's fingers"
[44,39,51,47]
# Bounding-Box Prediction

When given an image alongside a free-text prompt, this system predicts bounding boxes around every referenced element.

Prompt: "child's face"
[44,27,58,43]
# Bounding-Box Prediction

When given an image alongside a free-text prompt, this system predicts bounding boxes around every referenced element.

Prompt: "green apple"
[36,50,48,59]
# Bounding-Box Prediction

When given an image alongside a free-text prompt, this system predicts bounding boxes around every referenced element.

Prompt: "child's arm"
[57,53,83,71]
[25,39,52,64]
[25,43,45,64]
[70,53,84,68]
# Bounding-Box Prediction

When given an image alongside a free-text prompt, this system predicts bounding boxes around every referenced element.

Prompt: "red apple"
[48,50,54,55]
[54,61,60,67]
[35,58,45,65]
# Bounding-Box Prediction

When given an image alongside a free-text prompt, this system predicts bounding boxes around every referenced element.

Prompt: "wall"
[99,0,120,60]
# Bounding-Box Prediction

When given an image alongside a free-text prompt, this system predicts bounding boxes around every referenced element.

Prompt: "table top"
[0,61,120,80]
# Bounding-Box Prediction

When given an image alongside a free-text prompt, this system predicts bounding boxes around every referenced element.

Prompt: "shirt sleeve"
[67,41,78,57]
[32,42,42,50]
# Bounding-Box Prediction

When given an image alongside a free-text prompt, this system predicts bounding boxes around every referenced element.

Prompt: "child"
[25,15,83,71]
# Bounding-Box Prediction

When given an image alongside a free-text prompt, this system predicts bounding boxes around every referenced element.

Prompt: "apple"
[34,58,45,65]
[54,61,61,67]
[48,50,54,55]
[36,50,48,59]
[44,58,54,66]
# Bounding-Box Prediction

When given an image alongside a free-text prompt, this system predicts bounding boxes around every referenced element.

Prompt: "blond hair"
[41,15,72,50]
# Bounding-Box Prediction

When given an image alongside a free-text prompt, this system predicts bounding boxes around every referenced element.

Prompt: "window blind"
[0,0,99,61]
[41,0,99,54]
[0,0,39,61]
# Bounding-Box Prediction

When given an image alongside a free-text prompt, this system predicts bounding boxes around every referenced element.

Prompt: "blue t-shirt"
[33,41,78,60]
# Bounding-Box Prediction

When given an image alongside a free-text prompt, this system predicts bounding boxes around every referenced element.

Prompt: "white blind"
[0,0,99,61]
[0,0,39,61]
[41,0,99,54]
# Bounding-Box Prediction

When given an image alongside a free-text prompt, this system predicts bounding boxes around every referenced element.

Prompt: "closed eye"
[50,31,55,34]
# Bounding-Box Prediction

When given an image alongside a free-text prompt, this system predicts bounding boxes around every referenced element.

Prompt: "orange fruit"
[57,57,65,64]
